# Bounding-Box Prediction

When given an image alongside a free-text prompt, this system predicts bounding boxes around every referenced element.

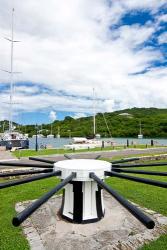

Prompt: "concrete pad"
[0,150,17,162]
[15,192,167,250]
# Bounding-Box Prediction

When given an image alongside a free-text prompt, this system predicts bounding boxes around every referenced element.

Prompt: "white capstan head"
[54,159,111,181]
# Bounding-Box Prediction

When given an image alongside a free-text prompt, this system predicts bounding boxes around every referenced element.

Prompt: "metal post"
[29,157,55,164]
[93,88,96,137]
[105,171,167,188]
[35,124,38,151]
[0,171,61,189]
[12,172,76,226]
[90,172,155,229]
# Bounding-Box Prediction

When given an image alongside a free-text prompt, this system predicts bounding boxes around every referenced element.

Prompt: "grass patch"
[13,144,167,158]
[0,158,167,249]
[139,235,167,250]
[0,177,60,250]
[106,165,167,215]
[105,163,167,250]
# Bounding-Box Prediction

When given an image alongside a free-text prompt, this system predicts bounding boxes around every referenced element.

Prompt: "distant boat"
[138,121,143,139]
[64,136,115,150]
[91,90,112,139]
[0,130,29,150]
[47,123,54,138]
[64,137,102,150]
[138,134,143,139]
[95,133,101,139]
[32,134,44,138]
[93,88,101,139]
[86,88,101,139]
[65,89,102,149]
[56,126,60,138]
[47,134,54,138]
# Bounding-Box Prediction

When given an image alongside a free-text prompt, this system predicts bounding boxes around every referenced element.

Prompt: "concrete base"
[15,192,167,250]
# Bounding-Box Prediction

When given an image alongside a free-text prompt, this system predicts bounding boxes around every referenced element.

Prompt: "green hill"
[0,108,167,138]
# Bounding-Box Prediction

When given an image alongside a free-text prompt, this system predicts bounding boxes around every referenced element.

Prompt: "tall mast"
[139,121,142,135]
[93,88,96,136]
[51,123,52,135]
[9,8,14,132]
[3,9,21,132]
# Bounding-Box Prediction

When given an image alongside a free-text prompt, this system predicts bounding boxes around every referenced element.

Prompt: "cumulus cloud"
[49,111,57,121]
[73,113,87,119]
[102,99,114,112]
[0,0,167,122]
[158,32,167,44]
[119,0,166,12]
[113,24,155,48]
[157,14,167,23]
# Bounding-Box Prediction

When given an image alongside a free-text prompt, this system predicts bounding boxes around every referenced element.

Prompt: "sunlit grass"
[12,144,167,158]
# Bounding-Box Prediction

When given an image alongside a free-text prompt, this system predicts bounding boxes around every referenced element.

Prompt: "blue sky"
[17,111,74,125]
[0,0,167,124]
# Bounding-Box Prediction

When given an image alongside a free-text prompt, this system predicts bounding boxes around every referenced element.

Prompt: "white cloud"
[73,112,87,119]
[158,32,167,44]
[102,99,114,112]
[113,24,155,48]
[49,111,57,121]
[0,0,166,122]
[0,112,5,121]
[120,0,166,12]
[157,14,167,23]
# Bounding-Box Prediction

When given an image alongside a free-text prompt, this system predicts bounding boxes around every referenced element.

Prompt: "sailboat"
[56,126,60,138]
[47,123,54,138]
[138,121,143,139]
[64,89,102,150]
[93,88,101,139]
[0,9,29,150]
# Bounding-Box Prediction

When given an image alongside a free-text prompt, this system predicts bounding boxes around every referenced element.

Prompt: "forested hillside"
[0,108,167,138]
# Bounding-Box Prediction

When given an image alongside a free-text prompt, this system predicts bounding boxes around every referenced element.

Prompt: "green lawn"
[0,158,167,249]
[0,177,60,250]
[12,144,167,158]
[139,235,167,250]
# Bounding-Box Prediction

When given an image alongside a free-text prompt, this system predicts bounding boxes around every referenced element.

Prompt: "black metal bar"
[105,171,167,188]
[112,168,167,176]
[0,171,61,189]
[0,169,52,177]
[95,155,101,159]
[113,162,167,168]
[12,172,76,226]
[111,157,140,164]
[0,162,53,169]
[64,154,72,159]
[29,157,55,164]
[90,172,155,229]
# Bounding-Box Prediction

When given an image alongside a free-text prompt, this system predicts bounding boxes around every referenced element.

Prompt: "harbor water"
[29,137,167,149]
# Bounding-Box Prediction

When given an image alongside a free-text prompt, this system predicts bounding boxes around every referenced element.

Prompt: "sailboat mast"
[139,121,142,135]
[9,8,15,132]
[51,123,52,135]
[93,88,96,136]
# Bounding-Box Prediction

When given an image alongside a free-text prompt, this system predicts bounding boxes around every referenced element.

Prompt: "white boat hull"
[138,134,143,139]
